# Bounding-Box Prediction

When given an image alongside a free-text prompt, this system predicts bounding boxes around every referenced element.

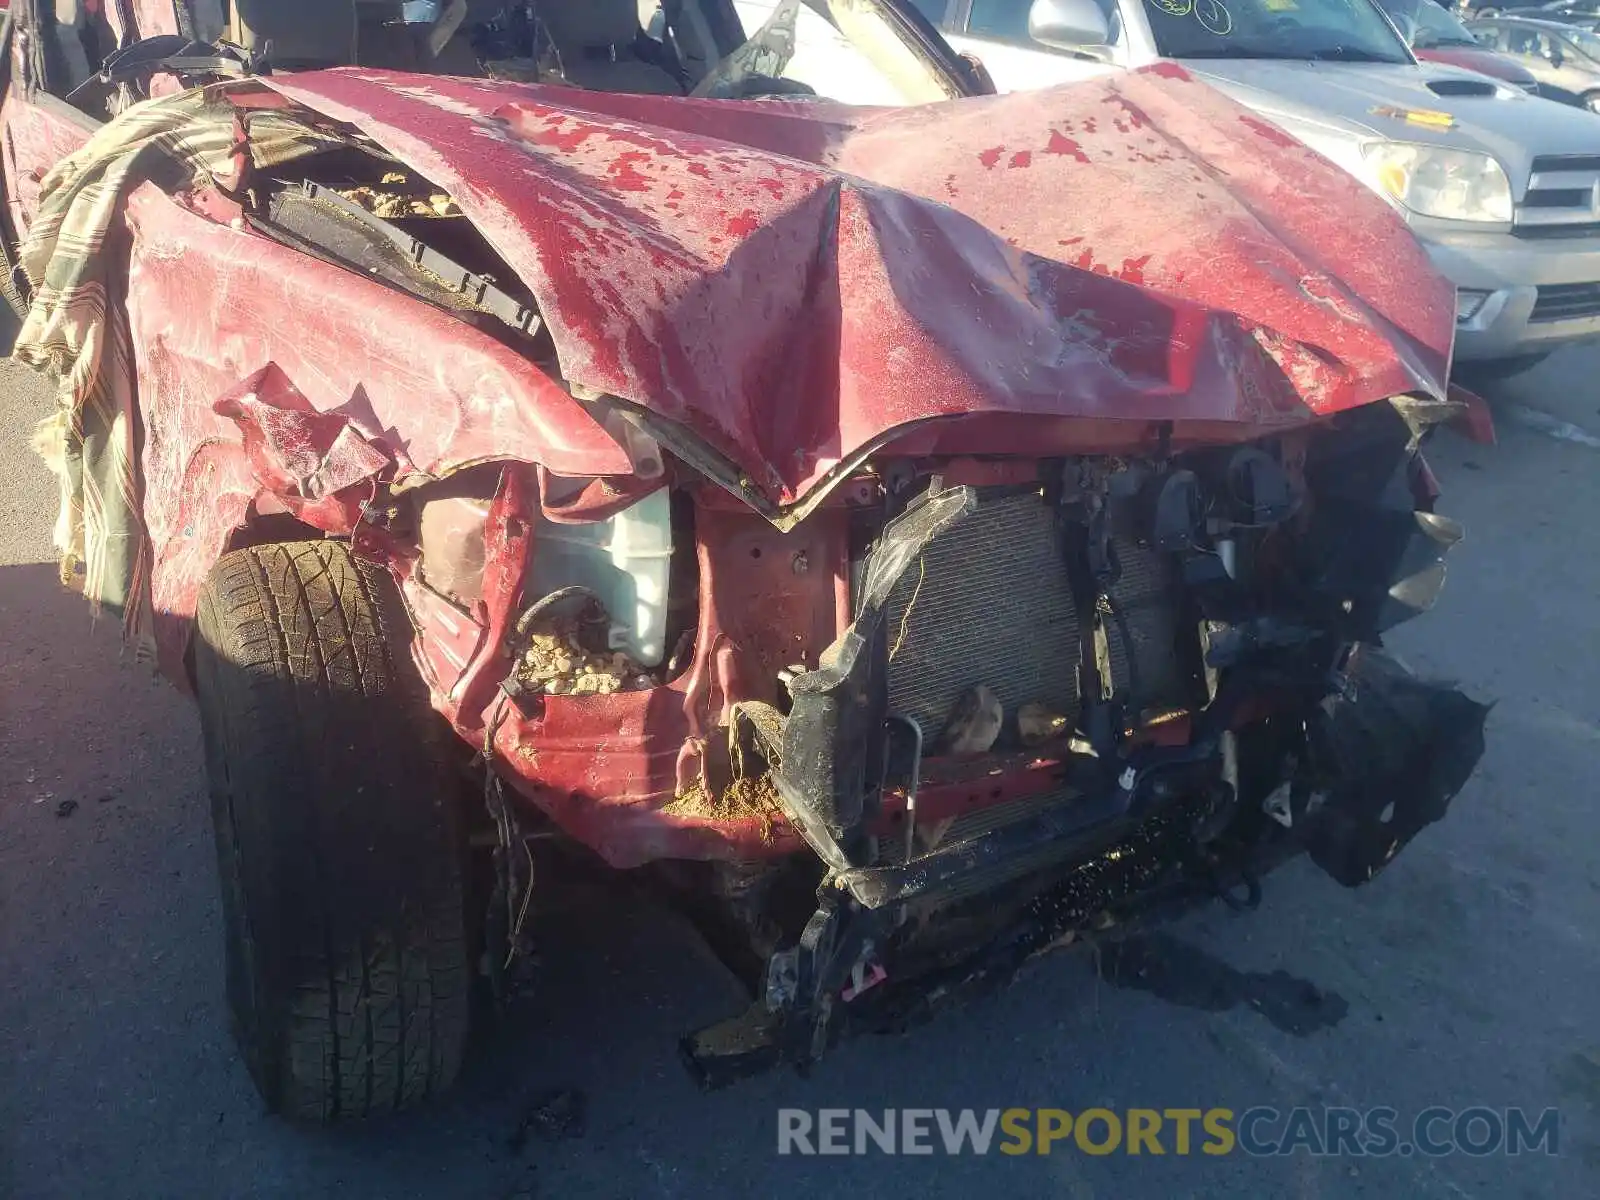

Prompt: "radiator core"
[882,488,1189,747]
[884,490,1082,743]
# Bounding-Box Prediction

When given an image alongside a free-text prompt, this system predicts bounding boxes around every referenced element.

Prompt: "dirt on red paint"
[662,773,781,834]
[1239,114,1298,149]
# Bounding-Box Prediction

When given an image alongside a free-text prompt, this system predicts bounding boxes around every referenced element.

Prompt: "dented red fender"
[262,65,1455,513]
[119,184,630,670]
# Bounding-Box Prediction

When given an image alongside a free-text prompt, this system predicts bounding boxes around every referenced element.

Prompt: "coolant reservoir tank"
[527,489,673,667]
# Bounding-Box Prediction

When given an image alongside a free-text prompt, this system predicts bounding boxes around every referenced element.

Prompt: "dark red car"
[1418,46,1538,86]
[2,0,1488,1119]
[1381,0,1543,86]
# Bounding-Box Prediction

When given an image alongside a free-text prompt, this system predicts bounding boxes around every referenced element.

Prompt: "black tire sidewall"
[191,540,472,1119]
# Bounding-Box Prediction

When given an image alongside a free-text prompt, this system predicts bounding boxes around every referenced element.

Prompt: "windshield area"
[1567,26,1600,58]
[1142,0,1414,63]
[1374,0,1479,49]
[696,1,957,105]
[462,2,959,108]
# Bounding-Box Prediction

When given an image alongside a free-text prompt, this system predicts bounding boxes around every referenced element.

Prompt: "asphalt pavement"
[3,315,1599,1198]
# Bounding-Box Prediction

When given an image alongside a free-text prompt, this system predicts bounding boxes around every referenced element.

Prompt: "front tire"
[193,540,472,1120]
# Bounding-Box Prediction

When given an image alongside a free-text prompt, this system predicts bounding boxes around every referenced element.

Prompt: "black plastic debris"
[508,1088,586,1153]
[1306,646,1490,887]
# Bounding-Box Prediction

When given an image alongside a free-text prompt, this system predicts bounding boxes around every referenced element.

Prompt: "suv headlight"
[1362,143,1513,223]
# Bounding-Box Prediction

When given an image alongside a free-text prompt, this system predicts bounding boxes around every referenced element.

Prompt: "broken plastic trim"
[682,647,1488,1088]
[65,36,256,104]
[256,180,543,340]
[1304,646,1489,886]
[832,759,1204,909]
[301,181,541,336]
[1300,442,1465,639]
[681,788,1217,1090]
[773,482,975,867]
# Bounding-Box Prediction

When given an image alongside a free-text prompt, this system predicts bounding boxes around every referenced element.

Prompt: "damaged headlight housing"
[1362,143,1513,223]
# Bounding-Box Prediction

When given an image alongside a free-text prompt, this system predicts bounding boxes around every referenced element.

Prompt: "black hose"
[511,585,603,639]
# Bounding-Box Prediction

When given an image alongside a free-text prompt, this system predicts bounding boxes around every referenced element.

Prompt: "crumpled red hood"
[264,65,1452,510]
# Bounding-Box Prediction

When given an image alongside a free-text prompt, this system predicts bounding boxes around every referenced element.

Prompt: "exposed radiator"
[882,488,1190,744]
[876,486,1190,883]
[874,485,1194,879]
[884,490,1081,744]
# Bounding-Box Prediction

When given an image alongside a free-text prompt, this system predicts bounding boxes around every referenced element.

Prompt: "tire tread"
[194,540,470,1121]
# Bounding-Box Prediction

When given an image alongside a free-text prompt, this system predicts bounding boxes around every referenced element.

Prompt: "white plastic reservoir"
[528,488,673,667]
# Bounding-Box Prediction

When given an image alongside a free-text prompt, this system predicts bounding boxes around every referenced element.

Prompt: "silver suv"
[920,0,1600,377]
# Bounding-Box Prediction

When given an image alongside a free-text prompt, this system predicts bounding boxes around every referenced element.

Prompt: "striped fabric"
[13,82,344,646]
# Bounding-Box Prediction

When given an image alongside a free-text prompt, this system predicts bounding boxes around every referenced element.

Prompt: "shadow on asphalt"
[0,553,1267,1196]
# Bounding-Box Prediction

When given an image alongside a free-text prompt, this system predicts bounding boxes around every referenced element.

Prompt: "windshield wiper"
[1175,47,1306,59]
[1177,45,1405,62]
[1304,45,1407,62]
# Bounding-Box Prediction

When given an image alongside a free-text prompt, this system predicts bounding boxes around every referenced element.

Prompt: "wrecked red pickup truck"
[5,0,1488,1119]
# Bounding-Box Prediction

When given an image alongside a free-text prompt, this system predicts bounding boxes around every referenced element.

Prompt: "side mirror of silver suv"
[1028,0,1113,49]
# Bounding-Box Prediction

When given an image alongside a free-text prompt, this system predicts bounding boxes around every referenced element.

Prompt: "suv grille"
[1515,156,1600,236]
[1531,282,1600,322]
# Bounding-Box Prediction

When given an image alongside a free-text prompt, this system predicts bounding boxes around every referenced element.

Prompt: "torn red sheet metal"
[395,468,845,866]
[0,94,97,233]
[263,65,1453,513]
[121,183,631,673]
[1446,382,1497,445]
[470,504,851,865]
[213,363,390,529]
